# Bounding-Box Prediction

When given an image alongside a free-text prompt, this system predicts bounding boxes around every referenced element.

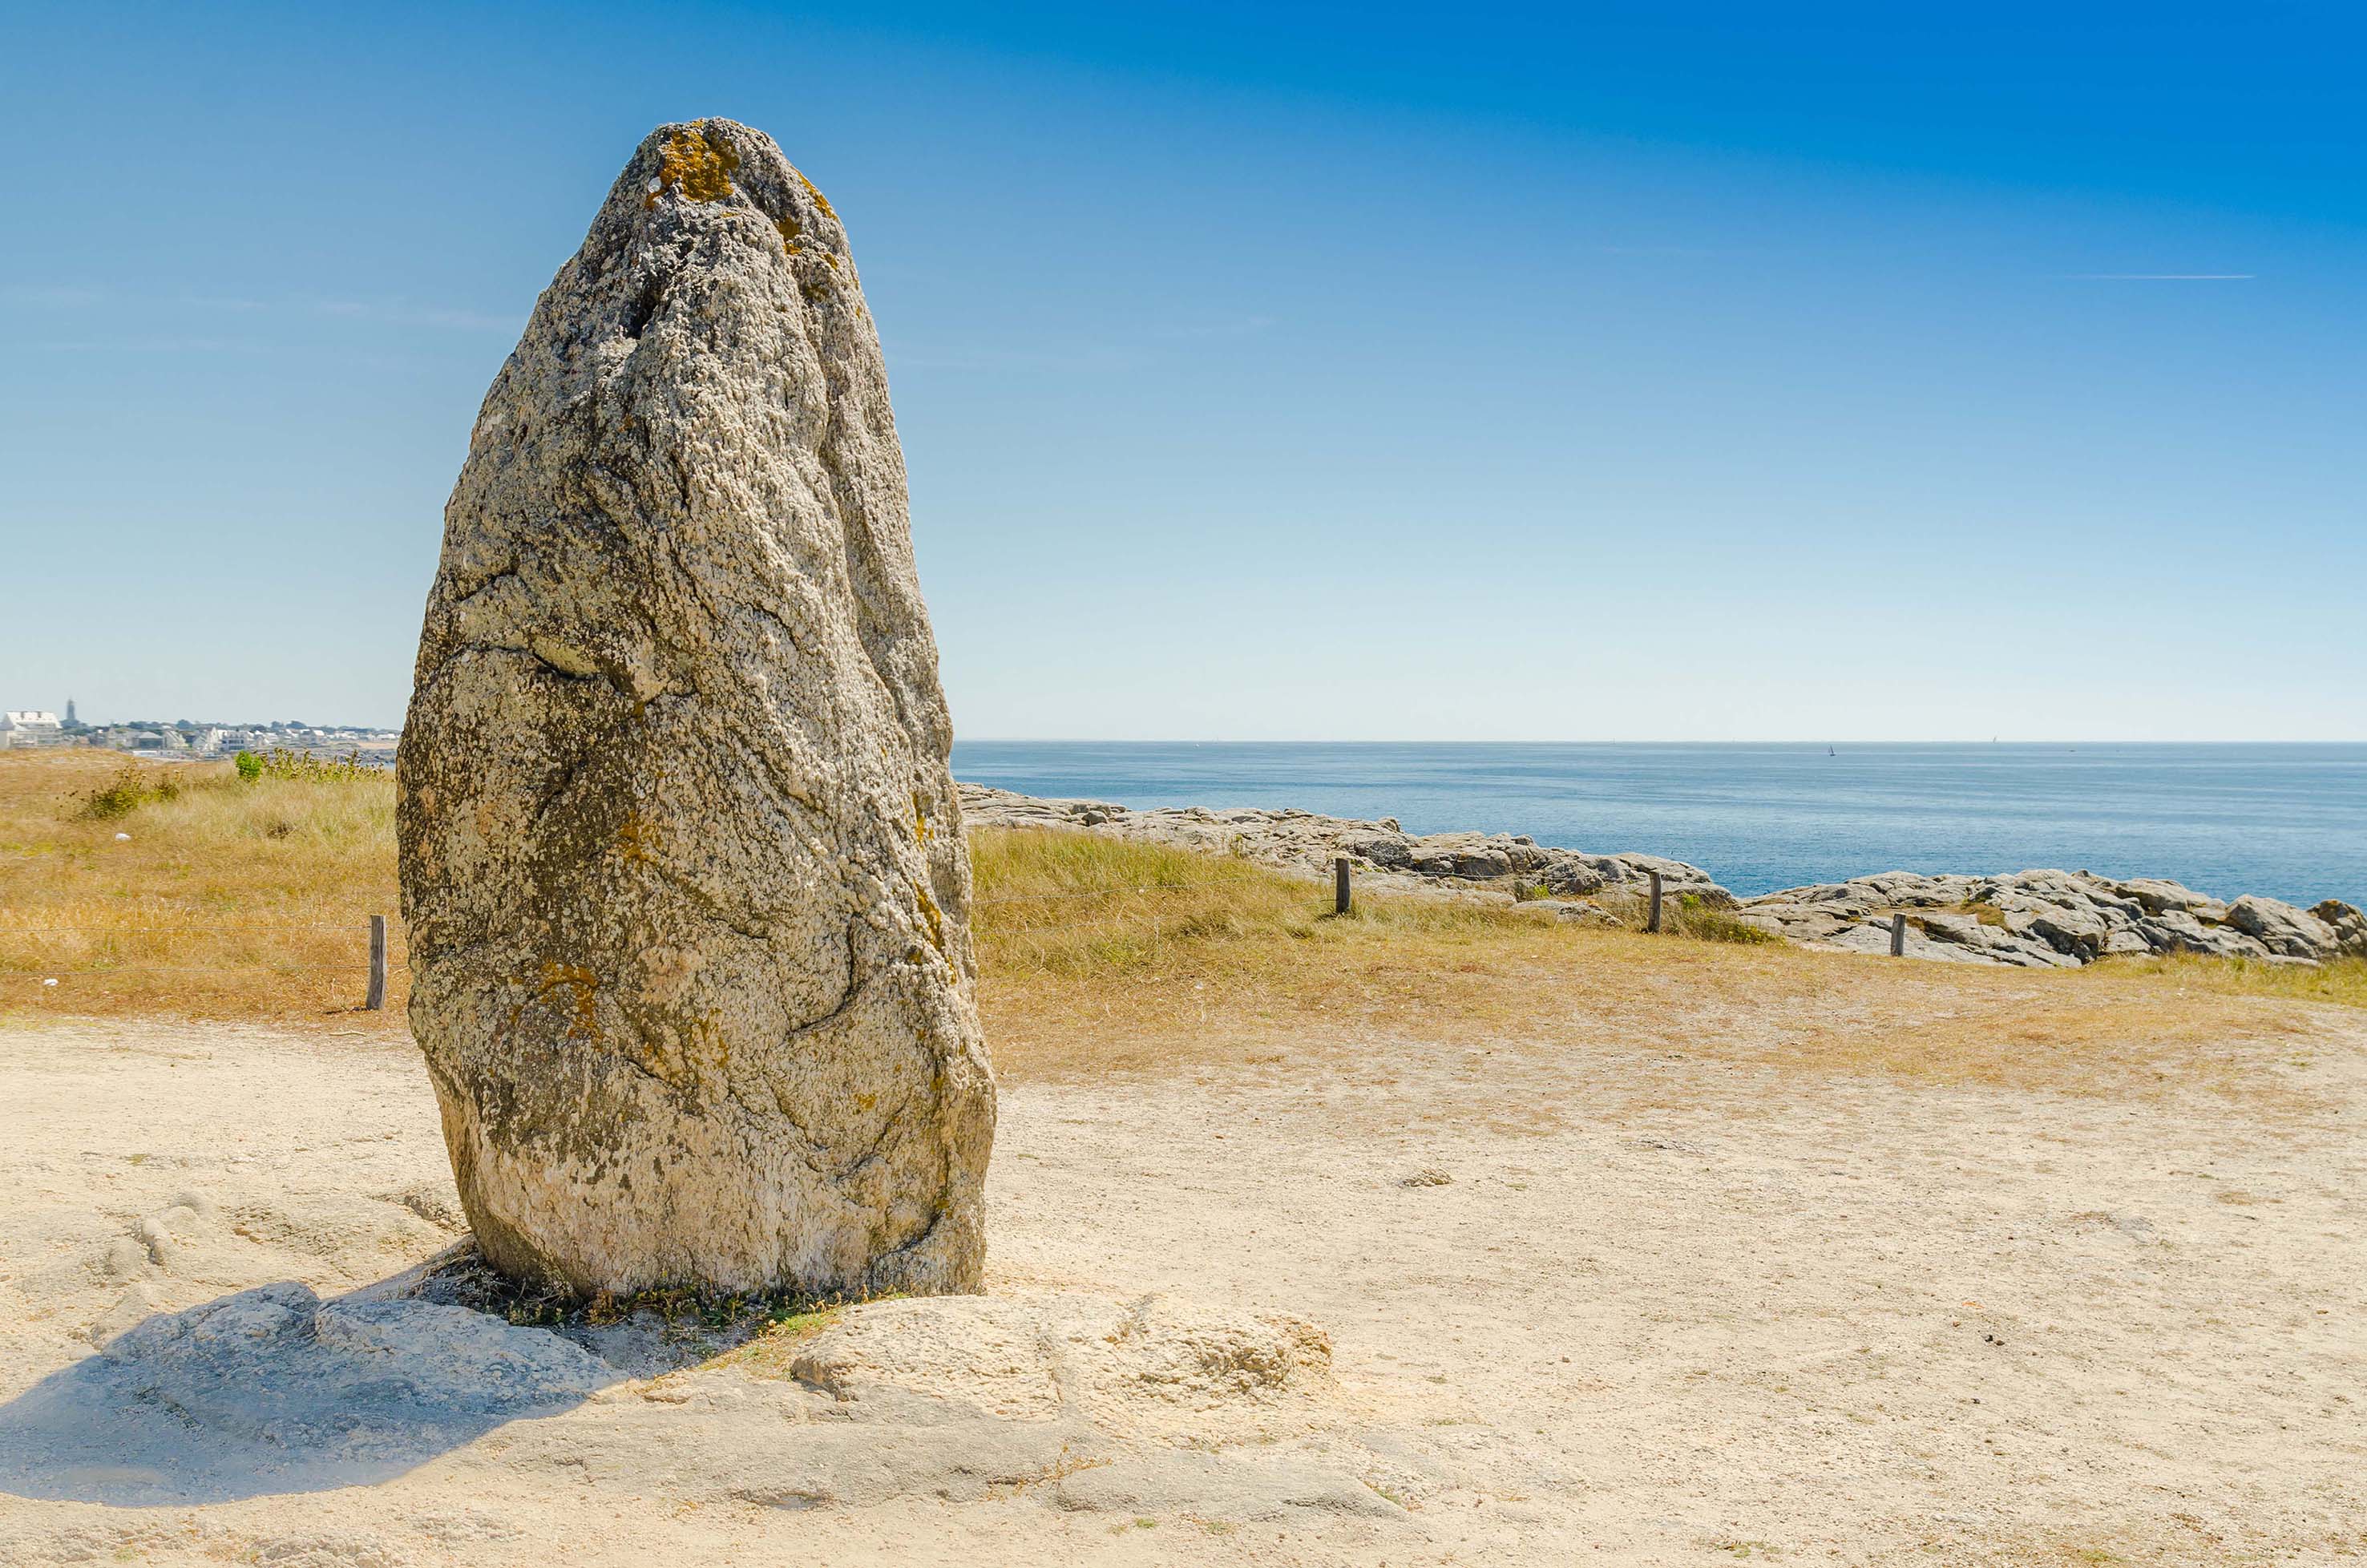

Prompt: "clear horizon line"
[949,737,2366,747]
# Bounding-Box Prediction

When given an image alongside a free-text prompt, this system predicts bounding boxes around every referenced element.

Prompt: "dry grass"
[2086,948,2367,1009]
[2,751,2353,1109]
[971,826,2353,1107]
[0,751,401,1024]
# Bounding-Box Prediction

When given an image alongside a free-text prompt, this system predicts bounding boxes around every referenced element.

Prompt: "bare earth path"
[1,1013,2360,1566]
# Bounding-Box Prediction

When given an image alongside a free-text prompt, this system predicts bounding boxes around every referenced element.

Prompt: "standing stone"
[398,119,992,1299]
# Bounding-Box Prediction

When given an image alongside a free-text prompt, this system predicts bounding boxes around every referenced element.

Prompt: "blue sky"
[2,2,2360,739]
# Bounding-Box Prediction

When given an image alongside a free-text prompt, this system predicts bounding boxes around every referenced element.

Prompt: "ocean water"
[950,742,2367,907]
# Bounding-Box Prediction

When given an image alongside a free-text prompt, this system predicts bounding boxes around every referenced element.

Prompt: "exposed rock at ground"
[790,1291,1332,1422]
[0,1282,612,1504]
[1733,870,2356,968]
[397,119,993,1299]
[959,784,1732,906]
[2115,878,2231,923]
[0,1249,1354,1518]
[2313,899,2367,959]
[2226,895,2340,960]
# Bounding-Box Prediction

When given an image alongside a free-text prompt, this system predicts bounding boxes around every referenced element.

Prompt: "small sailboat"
[1827,744,1836,758]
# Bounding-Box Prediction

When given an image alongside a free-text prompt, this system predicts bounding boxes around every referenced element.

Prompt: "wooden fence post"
[1646,870,1663,933]
[366,915,387,1010]
[1889,911,1907,956]
[1335,856,1352,915]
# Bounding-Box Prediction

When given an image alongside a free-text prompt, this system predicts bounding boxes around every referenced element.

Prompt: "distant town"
[0,701,399,760]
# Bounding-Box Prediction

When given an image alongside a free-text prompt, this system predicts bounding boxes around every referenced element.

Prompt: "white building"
[1,710,63,748]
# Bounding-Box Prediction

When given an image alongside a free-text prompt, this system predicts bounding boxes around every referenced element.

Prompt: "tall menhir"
[398,119,994,1298]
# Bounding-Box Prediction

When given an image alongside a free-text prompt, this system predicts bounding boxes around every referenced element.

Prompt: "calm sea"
[950,742,2367,906]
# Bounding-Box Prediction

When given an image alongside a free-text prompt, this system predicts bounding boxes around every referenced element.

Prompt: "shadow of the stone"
[0,1273,621,1505]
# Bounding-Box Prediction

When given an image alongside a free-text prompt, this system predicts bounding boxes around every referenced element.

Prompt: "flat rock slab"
[1743,871,2361,968]
[0,1278,1355,1523]
[0,1283,611,1505]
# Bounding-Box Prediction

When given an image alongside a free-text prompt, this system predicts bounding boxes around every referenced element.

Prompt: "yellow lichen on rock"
[616,810,659,865]
[535,961,602,1042]
[647,122,741,208]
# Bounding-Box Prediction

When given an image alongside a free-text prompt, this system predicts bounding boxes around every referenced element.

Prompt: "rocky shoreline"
[959,784,2367,970]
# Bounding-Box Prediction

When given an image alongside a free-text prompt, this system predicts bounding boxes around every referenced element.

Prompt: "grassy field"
[2,749,2358,1103]
[0,750,399,1023]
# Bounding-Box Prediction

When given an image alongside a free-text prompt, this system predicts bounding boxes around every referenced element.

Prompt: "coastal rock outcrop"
[959,785,2361,972]
[2313,899,2367,959]
[957,784,1732,906]
[398,119,993,1297]
[1735,871,2351,968]
[2225,895,2340,960]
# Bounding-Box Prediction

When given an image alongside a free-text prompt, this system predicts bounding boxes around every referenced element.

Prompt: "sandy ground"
[1,1013,2361,1566]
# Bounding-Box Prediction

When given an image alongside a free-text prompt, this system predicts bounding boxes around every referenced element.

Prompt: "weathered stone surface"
[1820,919,1990,964]
[398,119,992,1298]
[2312,899,2367,959]
[1735,867,2296,968]
[2107,877,2230,923]
[0,1283,613,1505]
[2226,895,2339,961]
[2138,907,2269,960]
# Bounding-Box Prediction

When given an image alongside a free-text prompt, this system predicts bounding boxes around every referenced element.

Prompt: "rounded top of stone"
[597,116,853,278]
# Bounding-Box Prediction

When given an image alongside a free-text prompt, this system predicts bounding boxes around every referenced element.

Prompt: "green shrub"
[1676,895,1780,946]
[234,750,263,784]
[79,764,183,821]
[249,746,379,783]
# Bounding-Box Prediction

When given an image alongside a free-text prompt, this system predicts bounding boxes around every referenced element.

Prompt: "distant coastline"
[961,779,2367,972]
[951,740,2367,911]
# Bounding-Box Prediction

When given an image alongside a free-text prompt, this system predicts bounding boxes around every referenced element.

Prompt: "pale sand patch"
[0,1016,2360,1565]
